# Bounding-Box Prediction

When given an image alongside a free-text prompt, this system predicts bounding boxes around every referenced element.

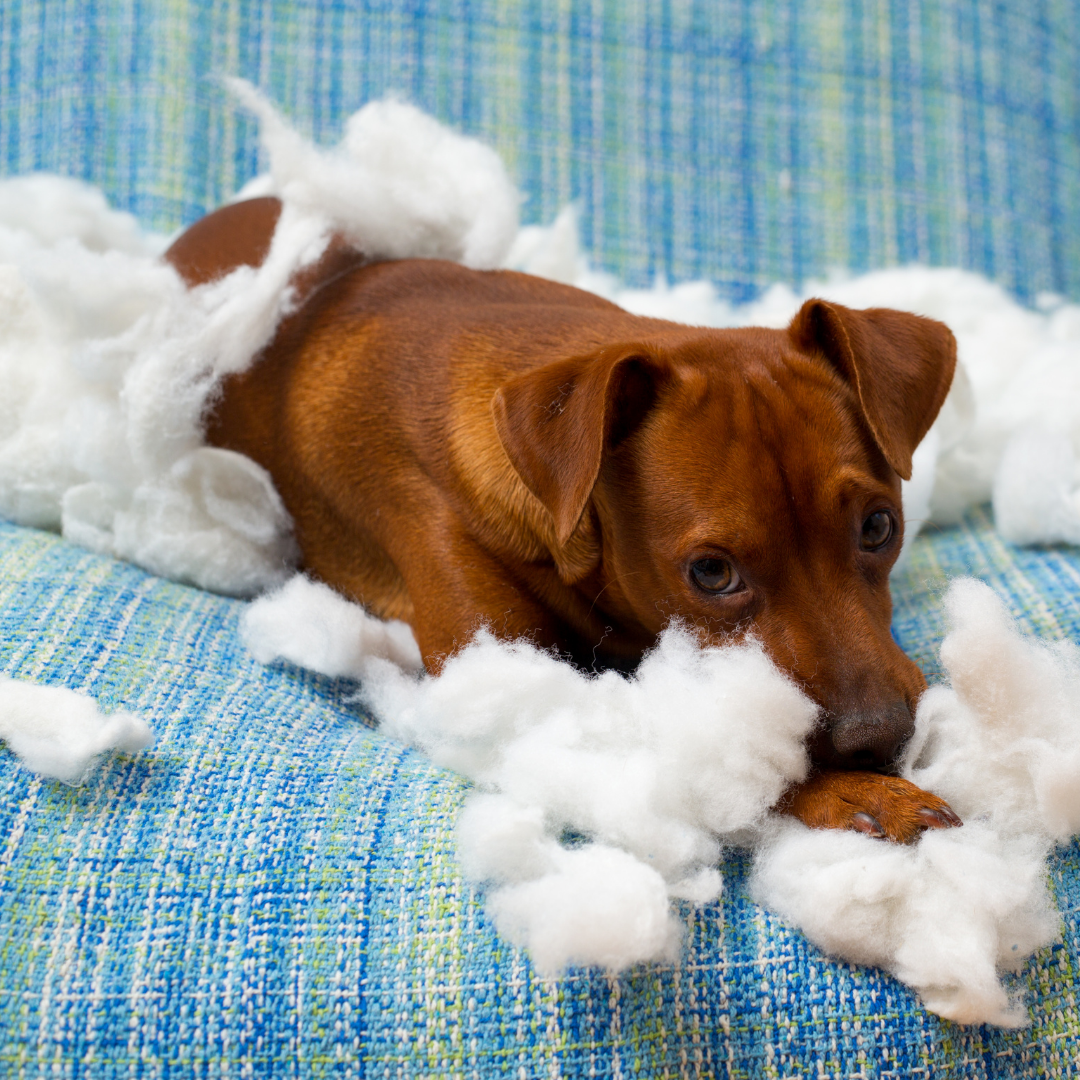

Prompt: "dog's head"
[492,298,957,771]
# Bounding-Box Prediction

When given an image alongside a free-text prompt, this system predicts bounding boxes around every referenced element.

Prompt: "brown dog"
[167,197,961,843]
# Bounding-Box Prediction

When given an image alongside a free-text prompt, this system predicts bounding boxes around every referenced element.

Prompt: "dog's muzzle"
[816,701,916,772]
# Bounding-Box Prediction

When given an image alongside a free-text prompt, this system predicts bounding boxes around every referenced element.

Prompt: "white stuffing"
[0,173,158,256]
[0,178,308,593]
[486,843,681,975]
[903,578,1080,840]
[992,428,1080,546]
[241,574,423,676]
[3,90,1080,1023]
[244,585,816,973]
[0,80,519,597]
[750,821,1055,1027]
[0,675,154,784]
[750,578,1080,1027]
[243,575,1080,1026]
[226,79,519,269]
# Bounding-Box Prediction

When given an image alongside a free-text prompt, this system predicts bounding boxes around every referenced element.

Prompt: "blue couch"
[3,2,1080,1075]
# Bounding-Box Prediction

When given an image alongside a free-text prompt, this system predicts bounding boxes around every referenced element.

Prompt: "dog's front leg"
[779,771,962,844]
[394,522,569,674]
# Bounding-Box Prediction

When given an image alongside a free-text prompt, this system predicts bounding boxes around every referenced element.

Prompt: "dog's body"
[168,197,961,841]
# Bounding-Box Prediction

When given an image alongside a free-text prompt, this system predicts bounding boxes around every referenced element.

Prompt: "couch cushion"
[2,1,1078,303]
[2,512,1079,1076]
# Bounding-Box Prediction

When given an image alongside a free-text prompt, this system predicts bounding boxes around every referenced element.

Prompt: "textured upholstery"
[2,514,1080,1076]
[2,1,1079,301]
[4,0,1080,1074]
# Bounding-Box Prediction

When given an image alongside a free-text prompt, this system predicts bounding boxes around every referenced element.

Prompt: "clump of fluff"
[242,574,423,676]
[750,578,1080,1027]
[0,204,312,594]
[485,843,681,975]
[244,578,816,973]
[904,578,1080,839]
[0,83,519,596]
[246,576,1080,1024]
[0,675,154,784]
[226,79,519,269]
[992,428,1080,546]
[0,174,156,256]
[373,628,814,971]
[750,820,1054,1027]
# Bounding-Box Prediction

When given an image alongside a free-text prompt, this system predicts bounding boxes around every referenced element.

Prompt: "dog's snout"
[826,701,915,771]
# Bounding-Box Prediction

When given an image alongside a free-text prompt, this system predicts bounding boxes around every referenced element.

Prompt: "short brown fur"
[169,198,961,844]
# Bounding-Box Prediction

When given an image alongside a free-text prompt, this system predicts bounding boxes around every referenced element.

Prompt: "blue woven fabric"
[2,0,1080,303]
[2,512,1080,1077]
[4,0,1080,1073]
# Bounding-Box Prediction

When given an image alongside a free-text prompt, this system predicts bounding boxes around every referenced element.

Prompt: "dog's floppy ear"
[492,345,661,545]
[789,299,957,480]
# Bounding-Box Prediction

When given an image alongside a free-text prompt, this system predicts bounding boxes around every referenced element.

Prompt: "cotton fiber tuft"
[227,80,519,269]
[242,573,424,676]
[903,578,1080,840]
[486,843,681,976]
[0,81,519,598]
[246,584,816,974]
[0,676,154,784]
[0,174,159,256]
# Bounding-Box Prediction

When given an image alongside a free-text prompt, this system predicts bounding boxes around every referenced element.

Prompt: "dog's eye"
[691,558,742,594]
[861,511,894,550]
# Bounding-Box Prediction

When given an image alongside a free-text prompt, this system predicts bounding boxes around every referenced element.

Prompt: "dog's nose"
[828,701,915,771]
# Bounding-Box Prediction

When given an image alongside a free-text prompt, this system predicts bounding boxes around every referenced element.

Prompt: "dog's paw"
[779,770,962,844]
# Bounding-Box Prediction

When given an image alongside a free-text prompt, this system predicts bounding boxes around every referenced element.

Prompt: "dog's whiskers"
[586,571,645,620]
